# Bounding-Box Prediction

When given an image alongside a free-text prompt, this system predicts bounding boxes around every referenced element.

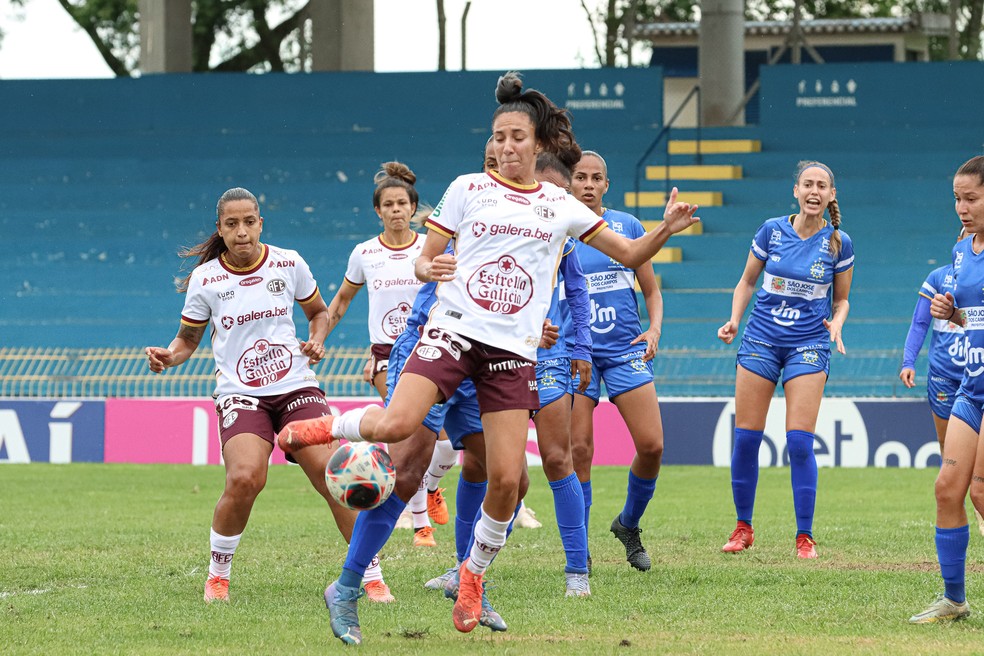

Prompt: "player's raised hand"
[662,187,700,234]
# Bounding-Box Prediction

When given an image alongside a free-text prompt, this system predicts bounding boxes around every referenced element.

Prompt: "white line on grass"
[0,584,88,598]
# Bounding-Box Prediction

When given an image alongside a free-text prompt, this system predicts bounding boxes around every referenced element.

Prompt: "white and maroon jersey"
[424,170,607,361]
[343,233,425,345]
[180,244,323,397]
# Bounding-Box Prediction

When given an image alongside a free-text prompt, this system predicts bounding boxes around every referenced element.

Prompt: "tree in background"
[7,0,313,76]
[581,0,984,65]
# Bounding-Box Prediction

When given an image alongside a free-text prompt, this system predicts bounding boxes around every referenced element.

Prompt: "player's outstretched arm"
[587,187,699,269]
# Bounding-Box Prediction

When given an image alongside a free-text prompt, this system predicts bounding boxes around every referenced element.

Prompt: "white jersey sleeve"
[343,246,365,287]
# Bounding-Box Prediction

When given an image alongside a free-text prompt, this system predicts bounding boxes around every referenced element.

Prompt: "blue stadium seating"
[3,63,983,401]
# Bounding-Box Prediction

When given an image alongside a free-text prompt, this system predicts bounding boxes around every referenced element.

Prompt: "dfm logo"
[966,344,984,377]
[948,336,967,368]
[590,299,616,334]
[771,300,800,327]
[0,402,83,463]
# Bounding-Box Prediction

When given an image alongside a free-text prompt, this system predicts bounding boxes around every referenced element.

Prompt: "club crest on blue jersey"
[810,259,825,280]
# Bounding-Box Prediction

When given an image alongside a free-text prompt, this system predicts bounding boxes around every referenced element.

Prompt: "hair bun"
[374,161,416,186]
[495,71,523,105]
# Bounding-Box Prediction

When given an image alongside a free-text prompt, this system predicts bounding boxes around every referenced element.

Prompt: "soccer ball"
[325,442,396,510]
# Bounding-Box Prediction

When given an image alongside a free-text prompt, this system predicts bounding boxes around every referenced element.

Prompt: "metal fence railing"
[0,346,914,399]
[0,346,376,398]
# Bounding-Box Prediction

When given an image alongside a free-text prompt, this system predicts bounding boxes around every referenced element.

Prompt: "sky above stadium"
[0,0,601,79]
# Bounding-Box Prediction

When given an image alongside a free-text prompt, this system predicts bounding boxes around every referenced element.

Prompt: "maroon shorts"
[214,386,331,449]
[369,343,393,377]
[400,326,539,413]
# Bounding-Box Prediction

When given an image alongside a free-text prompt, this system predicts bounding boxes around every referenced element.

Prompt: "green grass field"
[2,464,982,655]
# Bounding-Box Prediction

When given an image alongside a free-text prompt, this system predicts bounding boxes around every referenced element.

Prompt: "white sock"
[333,406,370,442]
[208,528,242,579]
[468,509,510,574]
[425,439,458,492]
[409,480,430,530]
[363,554,383,583]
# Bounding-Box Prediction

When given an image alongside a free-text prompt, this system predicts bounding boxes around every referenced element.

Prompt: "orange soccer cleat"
[277,415,335,453]
[452,559,484,633]
[721,521,755,553]
[427,487,449,525]
[413,526,437,547]
[204,575,230,603]
[795,533,817,559]
[364,579,396,603]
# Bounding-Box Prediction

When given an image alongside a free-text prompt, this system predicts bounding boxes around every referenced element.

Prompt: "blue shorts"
[927,374,961,420]
[437,384,483,449]
[950,391,984,434]
[386,329,481,449]
[736,336,830,385]
[575,350,653,403]
[537,357,572,409]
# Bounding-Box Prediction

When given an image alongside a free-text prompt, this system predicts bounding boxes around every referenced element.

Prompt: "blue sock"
[937,524,970,604]
[619,470,657,530]
[581,479,593,538]
[731,428,763,525]
[787,430,818,538]
[549,473,587,573]
[339,493,406,589]
[454,478,487,563]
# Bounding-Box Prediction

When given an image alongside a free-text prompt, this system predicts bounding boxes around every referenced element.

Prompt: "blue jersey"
[743,216,855,348]
[571,208,647,359]
[951,237,984,400]
[406,280,437,334]
[540,239,591,363]
[901,265,964,380]
[406,243,456,334]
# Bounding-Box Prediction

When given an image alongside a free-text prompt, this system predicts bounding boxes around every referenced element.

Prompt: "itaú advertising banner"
[0,400,104,463]
[99,397,943,469]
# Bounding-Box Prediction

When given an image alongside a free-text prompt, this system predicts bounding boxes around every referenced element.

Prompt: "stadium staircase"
[622,122,968,397]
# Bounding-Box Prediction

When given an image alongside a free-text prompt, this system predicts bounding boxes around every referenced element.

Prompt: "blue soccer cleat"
[324,581,364,645]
